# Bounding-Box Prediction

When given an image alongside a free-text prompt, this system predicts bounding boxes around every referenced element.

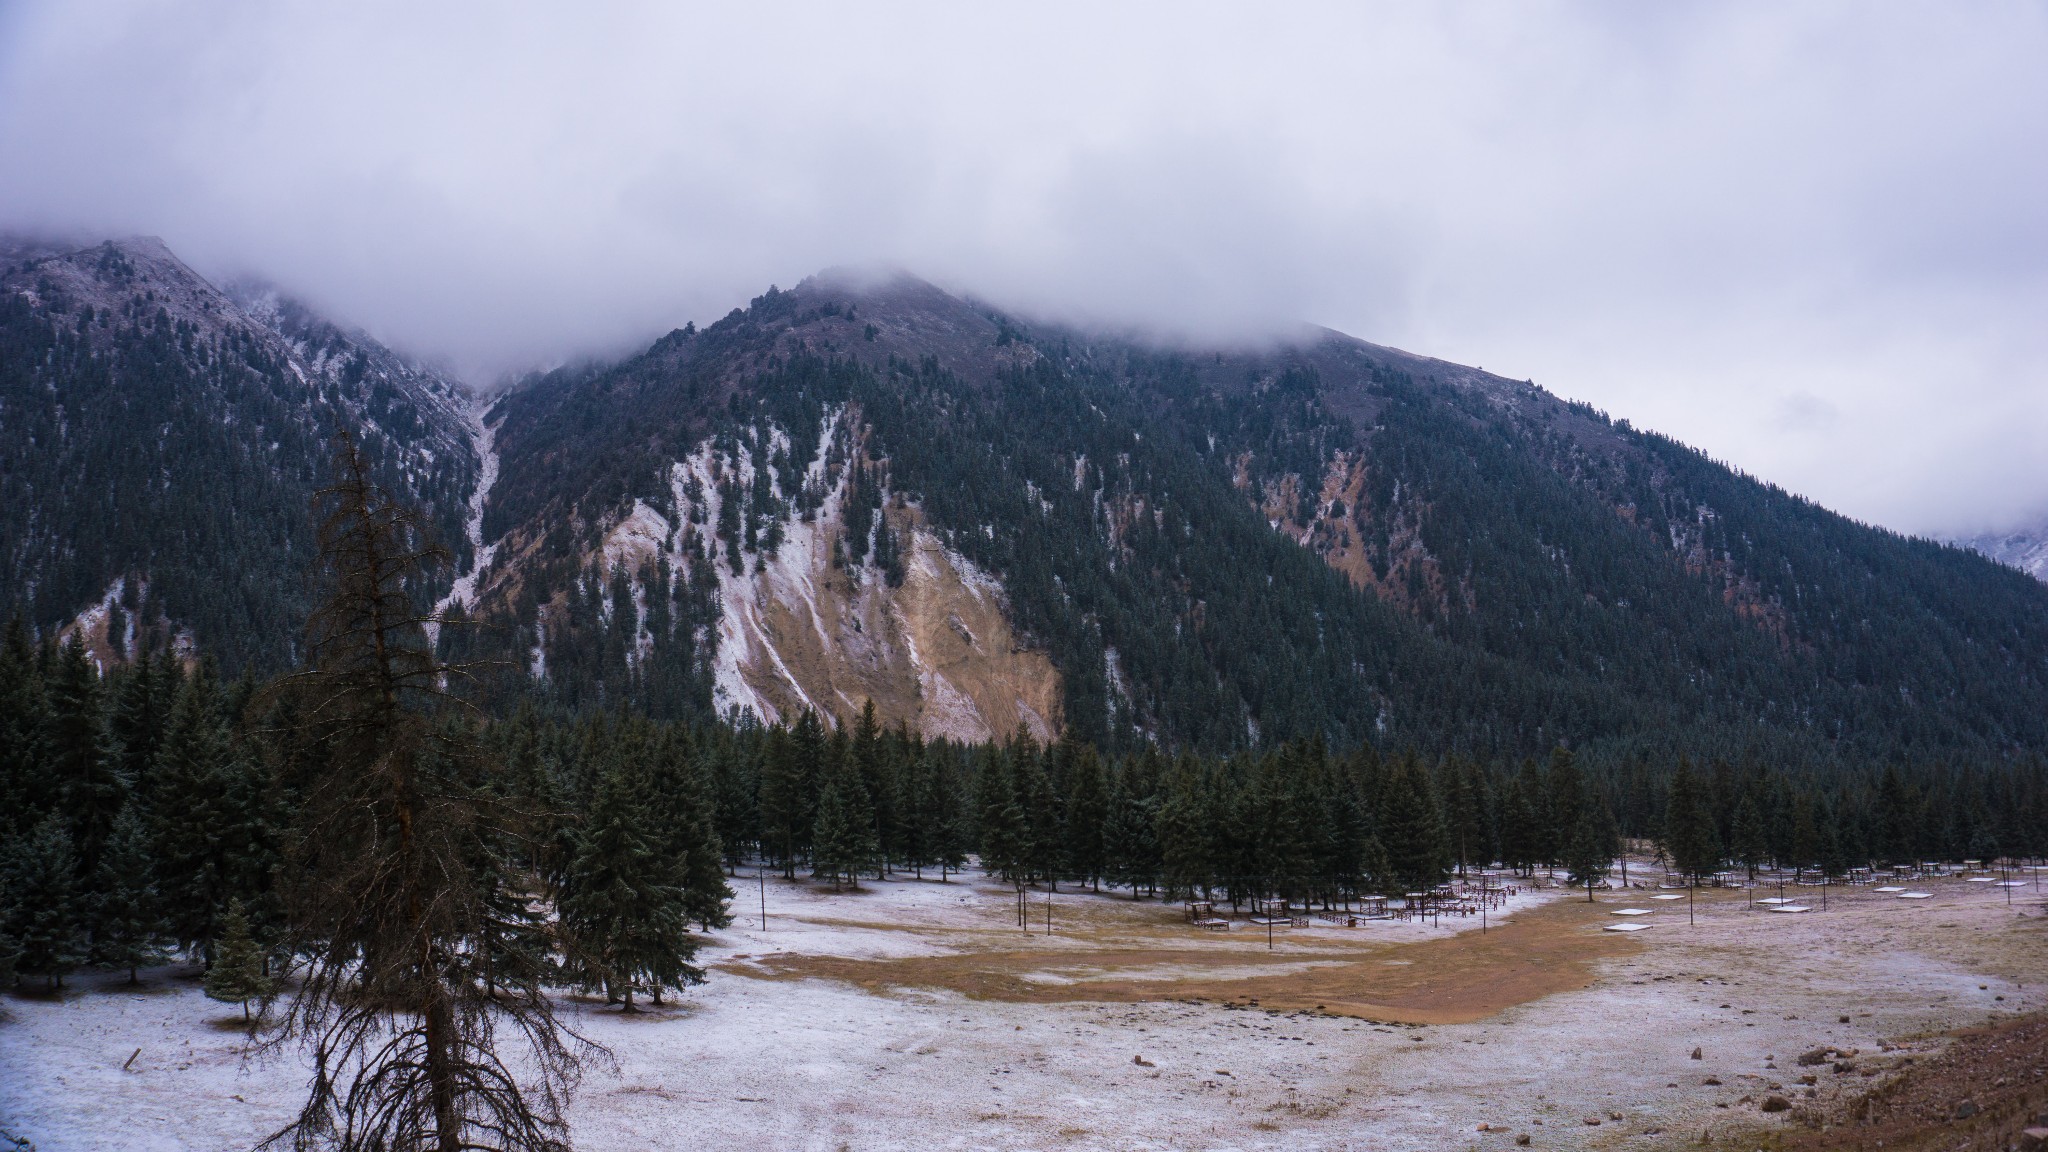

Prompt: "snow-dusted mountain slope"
[1956,524,2048,583]
[0,235,482,671]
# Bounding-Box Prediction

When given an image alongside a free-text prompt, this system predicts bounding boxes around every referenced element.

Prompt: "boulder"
[1760,1096,1792,1113]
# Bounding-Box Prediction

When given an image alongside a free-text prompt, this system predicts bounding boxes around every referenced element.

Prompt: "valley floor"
[4,865,2045,1151]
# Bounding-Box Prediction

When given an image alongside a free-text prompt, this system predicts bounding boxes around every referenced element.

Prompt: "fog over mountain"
[3,2,2046,537]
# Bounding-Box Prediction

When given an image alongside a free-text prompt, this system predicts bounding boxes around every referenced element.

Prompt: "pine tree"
[89,805,166,982]
[1378,756,1449,892]
[1155,754,1212,899]
[203,899,273,1021]
[1498,770,1540,877]
[1103,757,1160,897]
[644,731,732,930]
[759,713,821,877]
[1446,756,1490,876]
[1789,792,1821,877]
[0,619,52,841]
[811,730,879,889]
[558,761,702,1009]
[109,648,178,805]
[49,633,125,881]
[1062,740,1109,891]
[849,701,896,874]
[1563,798,1614,901]
[4,814,83,990]
[922,747,971,881]
[1545,745,1583,876]
[150,668,231,960]
[1729,792,1768,881]
[974,744,1025,882]
[267,431,583,1151]
[1663,759,1721,882]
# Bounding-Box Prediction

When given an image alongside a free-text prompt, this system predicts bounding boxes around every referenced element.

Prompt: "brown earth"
[1743,1012,2048,1152]
[732,507,1061,742]
[728,895,1635,1025]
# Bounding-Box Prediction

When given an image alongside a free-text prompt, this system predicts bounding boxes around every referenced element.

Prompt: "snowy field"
[4,868,2045,1151]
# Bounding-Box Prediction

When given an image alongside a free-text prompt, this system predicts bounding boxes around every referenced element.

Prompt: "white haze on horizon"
[1,2,2045,538]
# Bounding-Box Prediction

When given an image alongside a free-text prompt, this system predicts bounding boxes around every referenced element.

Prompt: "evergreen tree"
[1155,755,1212,899]
[267,431,582,1151]
[1378,756,1449,892]
[644,731,732,929]
[1545,745,1583,874]
[1498,768,1540,876]
[1788,792,1821,876]
[974,744,1026,882]
[150,668,232,960]
[759,714,820,876]
[558,760,702,1009]
[109,648,178,804]
[203,898,273,1021]
[922,747,971,881]
[88,804,166,982]
[811,731,879,889]
[1563,799,1613,901]
[1729,792,1768,881]
[849,701,897,874]
[0,619,52,839]
[1062,740,1109,891]
[4,814,83,989]
[49,633,125,880]
[1103,755,1160,897]
[1663,759,1720,882]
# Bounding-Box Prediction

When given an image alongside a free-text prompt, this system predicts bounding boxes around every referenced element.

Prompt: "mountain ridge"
[6,237,2046,767]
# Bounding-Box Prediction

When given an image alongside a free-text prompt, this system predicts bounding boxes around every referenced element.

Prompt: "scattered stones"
[1760,1095,1792,1113]
[1514,1135,1531,1146]
[1131,1055,1153,1067]
[1954,1100,1977,1119]
[2017,1127,2048,1152]
[1797,1048,1831,1066]
[1690,1047,1703,1060]
[1581,1116,1601,1126]
[1702,1077,1722,1086]
[1838,1015,1851,1023]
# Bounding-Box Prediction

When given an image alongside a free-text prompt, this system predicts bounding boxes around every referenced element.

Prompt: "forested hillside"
[467,273,2048,770]
[6,240,2046,770]
[0,236,480,673]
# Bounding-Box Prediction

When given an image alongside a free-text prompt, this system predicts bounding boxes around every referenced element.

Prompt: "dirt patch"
[1751,1012,2048,1152]
[728,897,1634,1024]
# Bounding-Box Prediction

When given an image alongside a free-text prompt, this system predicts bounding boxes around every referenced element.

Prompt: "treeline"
[6,621,2044,997]
[0,626,734,1009]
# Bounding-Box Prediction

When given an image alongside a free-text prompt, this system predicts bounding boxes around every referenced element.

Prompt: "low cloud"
[2,2,2044,535]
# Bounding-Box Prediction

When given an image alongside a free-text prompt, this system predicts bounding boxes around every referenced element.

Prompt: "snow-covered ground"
[5,869,2044,1151]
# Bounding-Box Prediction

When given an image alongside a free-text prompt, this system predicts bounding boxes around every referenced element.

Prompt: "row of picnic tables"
[1182,878,1523,931]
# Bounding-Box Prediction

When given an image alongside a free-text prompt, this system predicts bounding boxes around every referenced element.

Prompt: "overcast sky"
[2,2,2045,537]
